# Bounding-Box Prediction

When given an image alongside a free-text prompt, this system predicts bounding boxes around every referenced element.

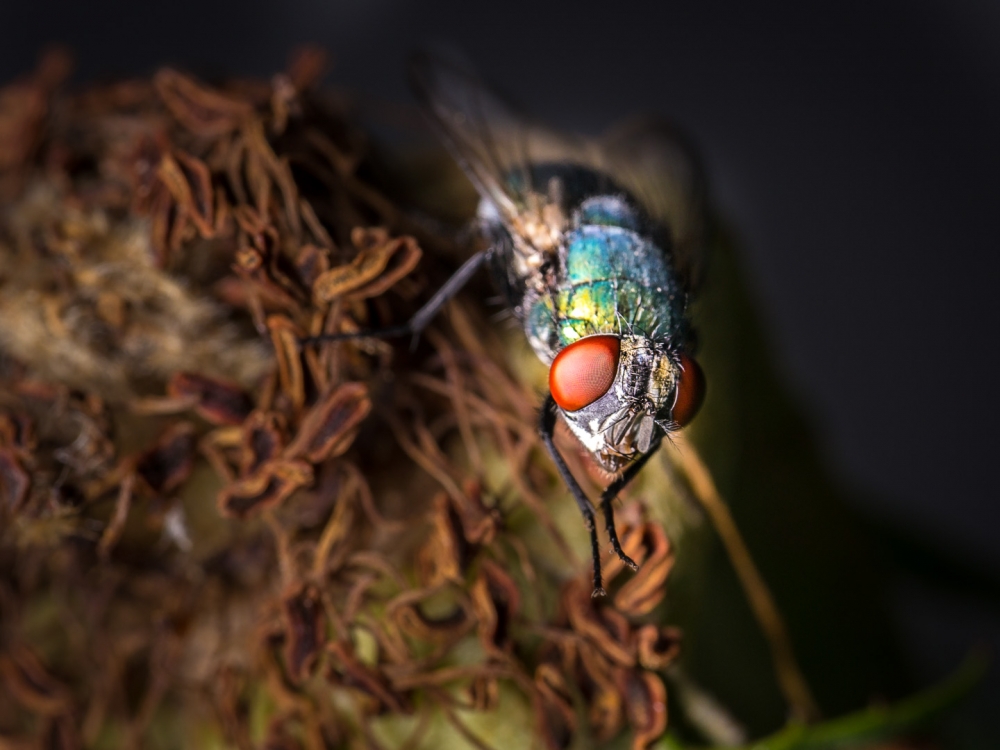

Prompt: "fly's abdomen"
[525,225,686,362]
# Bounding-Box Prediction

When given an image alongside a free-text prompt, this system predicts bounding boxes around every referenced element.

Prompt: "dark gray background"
[1,0,997,744]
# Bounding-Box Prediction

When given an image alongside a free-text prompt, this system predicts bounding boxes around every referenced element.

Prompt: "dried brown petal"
[282,584,325,683]
[620,670,668,750]
[467,675,499,712]
[154,69,254,137]
[613,523,675,617]
[0,412,34,452]
[576,646,625,741]
[416,492,466,587]
[168,372,254,426]
[0,645,73,716]
[136,422,196,496]
[267,316,305,413]
[0,447,30,512]
[0,50,68,177]
[295,244,330,289]
[156,150,215,238]
[470,559,522,657]
[312,227,422,303]
[451,480,501,548]
[389,589,474,645]
[635,625,682,671]
[286,47,329,91]
[533,663,577,750]
[564,582,635,668]
[240,411,285,476]
[97,472,134,560]
[261,717,305,750]
[43,714,83,750]
[326,640,410,714]
[283,382,371,463]
[217,459,313,519]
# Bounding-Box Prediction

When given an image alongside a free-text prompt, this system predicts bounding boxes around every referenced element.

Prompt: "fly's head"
[548,334,705,473]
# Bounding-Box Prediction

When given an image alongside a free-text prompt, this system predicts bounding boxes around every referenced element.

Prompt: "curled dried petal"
[470,559,522,657]
[217,459,313,519]
[282,584,325,683]
[389,589,474,645]
[533,663,577,750]
[635,625,682,671]
[136,422,196,496]
[620,670,668,750]
[467,675,499,711]
[154,68,254,137]
[613,523,675,617]
[283,382,371,463]
[576,647,625,741]
[168,372,254,426]
[0,447,30,512]
[240,411,285,476]
[156,150,215,238]
[326,640,410,714]
[312,228,422,303]
[416,492,465,587]
[0,645,72,716]
[450,480,501,549]
[564,581,635,667]
[295,244,330,289]
[267,316,305,413]
[0,412,34,452]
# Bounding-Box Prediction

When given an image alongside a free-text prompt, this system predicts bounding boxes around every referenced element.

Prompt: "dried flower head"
[0,49,682,750]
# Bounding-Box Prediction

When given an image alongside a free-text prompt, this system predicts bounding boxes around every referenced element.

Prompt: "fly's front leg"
[300,248,491,350]
[598,438,662,572]
[539,393,606,597]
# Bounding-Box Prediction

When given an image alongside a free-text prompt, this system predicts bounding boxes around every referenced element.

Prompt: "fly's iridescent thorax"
[481,164,694,471]
[483,164,689,359]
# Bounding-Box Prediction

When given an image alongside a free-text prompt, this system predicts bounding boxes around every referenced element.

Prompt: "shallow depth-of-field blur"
[0,51,983,750]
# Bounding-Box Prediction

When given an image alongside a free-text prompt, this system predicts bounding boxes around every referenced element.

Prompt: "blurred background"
[1,0,997,745]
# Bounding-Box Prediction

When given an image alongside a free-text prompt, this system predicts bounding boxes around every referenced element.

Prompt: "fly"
[304,53,708,596]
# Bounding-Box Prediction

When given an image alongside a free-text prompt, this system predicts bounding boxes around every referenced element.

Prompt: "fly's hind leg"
[300,248,491,350]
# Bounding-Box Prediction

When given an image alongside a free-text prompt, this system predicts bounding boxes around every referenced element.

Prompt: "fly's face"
[548,334,705,473]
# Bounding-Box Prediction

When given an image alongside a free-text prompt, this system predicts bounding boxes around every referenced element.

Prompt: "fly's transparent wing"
[410,53,708,286]
[599,118,708,289]
[409,52,595,225]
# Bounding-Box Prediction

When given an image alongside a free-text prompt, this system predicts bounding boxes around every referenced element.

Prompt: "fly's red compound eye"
[672,353,705,427]
[549,335,621,412]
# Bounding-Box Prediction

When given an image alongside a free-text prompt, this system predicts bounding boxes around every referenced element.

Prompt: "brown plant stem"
[669,432,821,724]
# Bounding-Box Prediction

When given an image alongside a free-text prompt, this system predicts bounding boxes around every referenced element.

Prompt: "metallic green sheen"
[525,224,686,361]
